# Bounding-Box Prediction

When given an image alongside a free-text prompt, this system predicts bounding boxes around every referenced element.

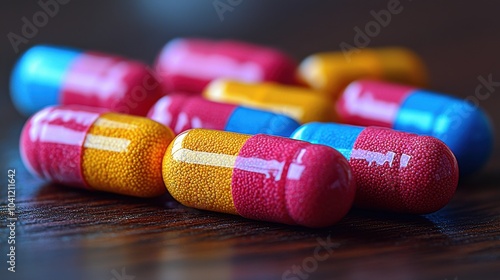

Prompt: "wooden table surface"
[1,1,500,279]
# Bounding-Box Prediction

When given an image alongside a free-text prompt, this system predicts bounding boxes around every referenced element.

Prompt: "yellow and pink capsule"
[20,106,174,197]
[163,129,355,227]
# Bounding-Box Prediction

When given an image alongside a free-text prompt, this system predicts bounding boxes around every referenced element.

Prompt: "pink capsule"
[154,38,298,93]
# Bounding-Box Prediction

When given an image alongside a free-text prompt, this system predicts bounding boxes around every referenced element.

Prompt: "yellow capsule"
[203,79,336,124]
[298,47,428,100]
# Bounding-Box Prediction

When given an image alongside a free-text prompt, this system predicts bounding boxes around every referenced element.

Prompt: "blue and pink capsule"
[291,122,459,214]
[335,80,494,175]
[147,94,300,137]
[10,45,163,116]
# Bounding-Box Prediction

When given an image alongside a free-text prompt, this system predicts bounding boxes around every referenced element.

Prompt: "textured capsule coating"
[163,129,250,214]
[298,47,427,99]
[232,135,308,225]
[20,106,174,197]
[155,38,298,93]
[11,45,164,116]
[351,128,458,213]
[204,79,336,124]
[232,135,354,227]
[337,80,494,175]
[291,123,459,214]
[82,113,174,197]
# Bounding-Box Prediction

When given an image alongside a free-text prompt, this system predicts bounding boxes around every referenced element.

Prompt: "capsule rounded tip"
[263,114,301,137]
[19,105,104,187]
[11,45,80,116]
[354,131,459,214]
[203,79,230,101]
[11,49,34,116]
[284,144,356,227]
[19,107,50,178]
[442,106,494,176]
[298,55,328,91]
[404,136,459,213]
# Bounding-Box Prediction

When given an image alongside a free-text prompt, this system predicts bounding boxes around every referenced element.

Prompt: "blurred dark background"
[1,2,500,279]
[2,0,500,172]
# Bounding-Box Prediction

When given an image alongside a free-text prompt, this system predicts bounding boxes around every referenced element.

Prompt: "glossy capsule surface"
[162,129,355,227]
[11,45,164,116]
[299,47,428,99]
[336,80,494,175]
[203,79,336,124]
[147,94,299,137]
[20,106,174,197]
[291,123,459,214]
[155,38,298,93]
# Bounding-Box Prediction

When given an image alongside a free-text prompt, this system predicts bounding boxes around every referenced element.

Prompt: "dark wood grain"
[1,1,500,279]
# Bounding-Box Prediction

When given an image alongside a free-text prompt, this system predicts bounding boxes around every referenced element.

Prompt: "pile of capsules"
[11,38,493,228]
